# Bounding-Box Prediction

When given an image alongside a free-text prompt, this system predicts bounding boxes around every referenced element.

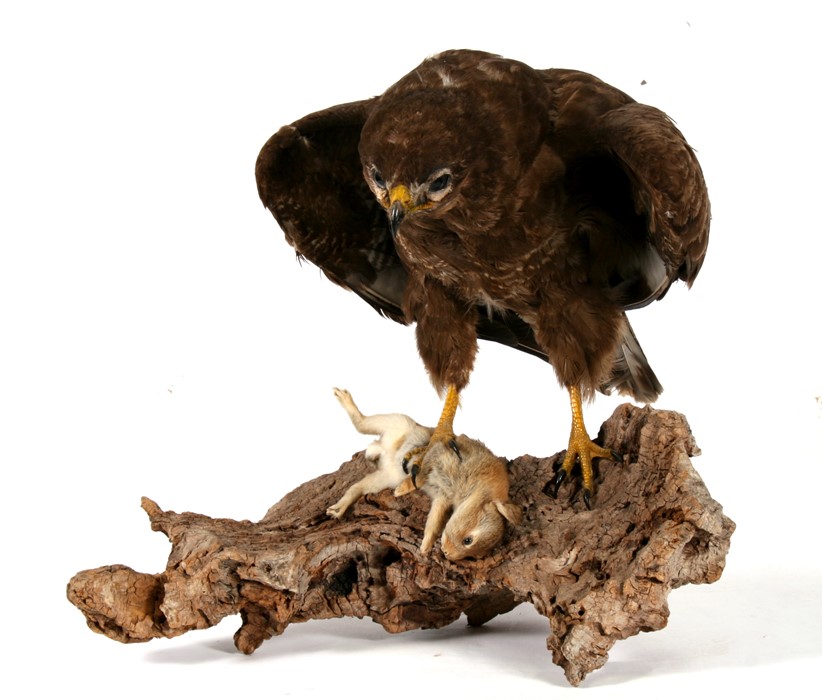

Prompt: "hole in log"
[326,559,359,597]
[378,547,402,568]
[683,535,707,559]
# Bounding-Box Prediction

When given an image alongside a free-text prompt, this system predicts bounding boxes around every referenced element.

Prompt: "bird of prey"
[256,50,709,506]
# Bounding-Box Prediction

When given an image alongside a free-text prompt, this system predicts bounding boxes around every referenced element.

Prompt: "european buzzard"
[256,50,710,506]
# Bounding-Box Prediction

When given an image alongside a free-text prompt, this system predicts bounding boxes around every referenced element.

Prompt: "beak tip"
[388,202,405,237]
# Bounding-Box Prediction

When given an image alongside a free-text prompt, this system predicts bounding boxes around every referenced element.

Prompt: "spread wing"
[255,100,551,360]
[539,68,710,312]
[598,101,711,308]
[256,99,407,322]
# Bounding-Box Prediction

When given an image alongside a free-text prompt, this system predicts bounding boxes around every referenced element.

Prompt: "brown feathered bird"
[256,50,709,506]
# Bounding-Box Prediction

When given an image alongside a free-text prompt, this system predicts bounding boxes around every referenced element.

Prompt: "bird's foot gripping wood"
[400,384,462,488]
[550,386,621,509]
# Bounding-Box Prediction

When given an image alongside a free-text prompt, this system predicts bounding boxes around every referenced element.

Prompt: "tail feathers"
[599,318,662,404]
[475,309,550,362]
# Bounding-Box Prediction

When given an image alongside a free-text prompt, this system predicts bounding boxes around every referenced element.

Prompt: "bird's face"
[363,164,456,236]
[359,89,487,237]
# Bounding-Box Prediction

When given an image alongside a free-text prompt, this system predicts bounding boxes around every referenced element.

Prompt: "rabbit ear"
[493,501,523,526]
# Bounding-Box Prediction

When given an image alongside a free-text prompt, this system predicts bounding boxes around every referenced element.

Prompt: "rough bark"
[67,404,734,686]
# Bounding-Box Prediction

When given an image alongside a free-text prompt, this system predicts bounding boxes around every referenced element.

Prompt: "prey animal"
[328,388,521,560]
[394,435,522,560]
[327,387,431,518]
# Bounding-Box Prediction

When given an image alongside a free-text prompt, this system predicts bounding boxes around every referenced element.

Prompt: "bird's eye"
[462,536,473,546]
[371,168,386,189]
[429,173,451,192]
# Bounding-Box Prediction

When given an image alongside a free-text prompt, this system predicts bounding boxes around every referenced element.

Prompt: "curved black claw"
[610,450,622,463]
[410,463,420,489]
[582,488,593,511]
[548,468,567,499]
[448,438,462,461]
[402,456,411,474]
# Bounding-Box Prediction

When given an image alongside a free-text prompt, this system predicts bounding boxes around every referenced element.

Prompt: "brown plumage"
[256,50,710,505]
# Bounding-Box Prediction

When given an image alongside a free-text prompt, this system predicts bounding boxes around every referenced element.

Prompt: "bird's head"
[359,88,491,237]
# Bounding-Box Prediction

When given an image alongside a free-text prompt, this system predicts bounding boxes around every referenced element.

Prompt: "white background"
[2,1,820,696]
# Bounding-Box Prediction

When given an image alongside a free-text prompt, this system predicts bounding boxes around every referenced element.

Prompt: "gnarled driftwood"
[67,403,734,686]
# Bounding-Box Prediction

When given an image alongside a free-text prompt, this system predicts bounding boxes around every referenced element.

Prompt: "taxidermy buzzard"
[256,50,709,506]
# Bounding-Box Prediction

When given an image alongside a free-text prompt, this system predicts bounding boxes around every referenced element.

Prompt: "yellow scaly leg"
[403,384,461,486]
[551,385,620,508]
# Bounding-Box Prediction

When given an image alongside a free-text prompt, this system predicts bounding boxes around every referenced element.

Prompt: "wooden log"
[67,403,734,686]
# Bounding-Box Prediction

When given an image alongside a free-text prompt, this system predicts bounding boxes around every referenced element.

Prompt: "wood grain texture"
[67,404,734,686]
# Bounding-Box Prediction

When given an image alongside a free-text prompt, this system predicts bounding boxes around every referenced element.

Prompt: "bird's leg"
[551,385,620,508]
[403,384,462,484]
[431,383,462,457]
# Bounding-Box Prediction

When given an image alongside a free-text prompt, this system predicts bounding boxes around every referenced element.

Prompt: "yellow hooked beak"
[388,184,412,237]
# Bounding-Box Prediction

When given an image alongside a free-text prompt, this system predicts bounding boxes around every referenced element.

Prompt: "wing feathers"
[599,103,710,290]
[256,99,409,323]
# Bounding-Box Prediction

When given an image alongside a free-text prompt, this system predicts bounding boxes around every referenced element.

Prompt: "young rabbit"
[394,435,522,561]
[327,388,521,561]
[326,388,432,518]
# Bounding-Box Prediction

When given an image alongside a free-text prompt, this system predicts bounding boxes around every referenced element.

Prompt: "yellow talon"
[555,385,619,508]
